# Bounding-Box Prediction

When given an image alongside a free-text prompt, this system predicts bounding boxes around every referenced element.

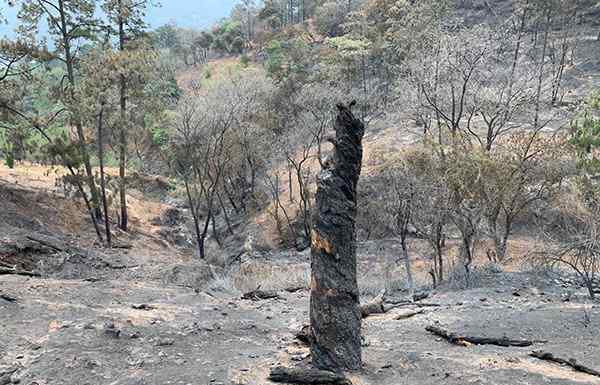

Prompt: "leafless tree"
[171,72,274,258]
[540,193,600,299]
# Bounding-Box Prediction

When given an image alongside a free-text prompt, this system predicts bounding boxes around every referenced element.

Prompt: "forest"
[0,0,600,384]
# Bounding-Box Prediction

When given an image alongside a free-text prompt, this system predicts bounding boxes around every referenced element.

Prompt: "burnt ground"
[1,252,599,385]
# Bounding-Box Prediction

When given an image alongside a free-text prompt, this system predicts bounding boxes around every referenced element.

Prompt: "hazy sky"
[0,0,238,37]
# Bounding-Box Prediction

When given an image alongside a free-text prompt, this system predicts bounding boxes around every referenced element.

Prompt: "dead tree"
[310,102,365,371]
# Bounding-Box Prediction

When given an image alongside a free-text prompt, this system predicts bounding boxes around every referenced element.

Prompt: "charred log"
[530,351,600,377]
[268,366,352,385]
[241,286,280,301]
[426,326,542,347]
[0,266,40,277]
[360,291,385,318]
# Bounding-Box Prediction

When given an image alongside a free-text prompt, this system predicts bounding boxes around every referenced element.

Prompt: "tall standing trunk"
[495,214,513,261]
[310,103,365,371]
[118,0,129,231]
[507,0,529,106]
[97,106,111,248]
[57,0,101,220]
[534,8,552,130]
[183,176,205,259]
[400,233,414,299]
[25,110,103,243]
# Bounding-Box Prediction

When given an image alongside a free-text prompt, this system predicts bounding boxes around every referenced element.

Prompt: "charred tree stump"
[310,102,365,371]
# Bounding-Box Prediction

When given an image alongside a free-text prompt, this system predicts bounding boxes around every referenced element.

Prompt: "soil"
[1,266,599,385]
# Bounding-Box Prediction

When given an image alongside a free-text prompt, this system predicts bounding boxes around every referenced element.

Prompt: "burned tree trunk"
[310,102,365,371]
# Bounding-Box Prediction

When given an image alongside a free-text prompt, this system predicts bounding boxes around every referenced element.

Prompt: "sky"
[0,0,238,37]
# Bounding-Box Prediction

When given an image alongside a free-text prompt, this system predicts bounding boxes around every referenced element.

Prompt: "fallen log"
[295,324,312,345]
[361,292,385,318]
[413,292,430,302]
[384,302,442,312]
[393,308,424,320]
[385,292,430,305]
[0,266,40,278]
[132,304,156,310]
[0,294,17,302]
[0,366,19,385]
[285,286,306,293]
[268,366,351,385]
[111,244,133,250]
[425,326,540,347]
[241,286,280,301]
[84,277,104,283]
[530,351,600,377]
[25,236,65,252]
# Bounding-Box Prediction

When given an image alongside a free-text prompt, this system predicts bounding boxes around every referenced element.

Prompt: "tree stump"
[310,102,365,371]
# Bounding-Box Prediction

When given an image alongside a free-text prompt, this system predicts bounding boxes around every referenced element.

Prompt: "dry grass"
[231,259,310,293]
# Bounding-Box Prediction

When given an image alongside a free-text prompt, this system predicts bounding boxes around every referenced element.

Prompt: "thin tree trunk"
[58,0,101,220]
[97,106,111,248]
[551,9,575,106]
[288,164,294,203]
[183,177,204,259]
[400,234,414,298]
[217,191,235,236]
[496,216,512,261]
[310,103,365,371]
[534,8,552,129]
[507,0,529,104]
[199,207,212,259]
[118,0,129,231]
[211,212,222,247]
[21,107,103,243]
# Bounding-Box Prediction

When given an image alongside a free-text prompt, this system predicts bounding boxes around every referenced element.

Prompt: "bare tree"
[171,73,272,259]
[399,149,452,287]
[541,196,600,299]
[386,163,416,296]
[409,27,489,140]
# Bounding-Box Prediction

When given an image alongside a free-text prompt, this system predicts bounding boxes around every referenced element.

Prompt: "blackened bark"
[310,103,365,371]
